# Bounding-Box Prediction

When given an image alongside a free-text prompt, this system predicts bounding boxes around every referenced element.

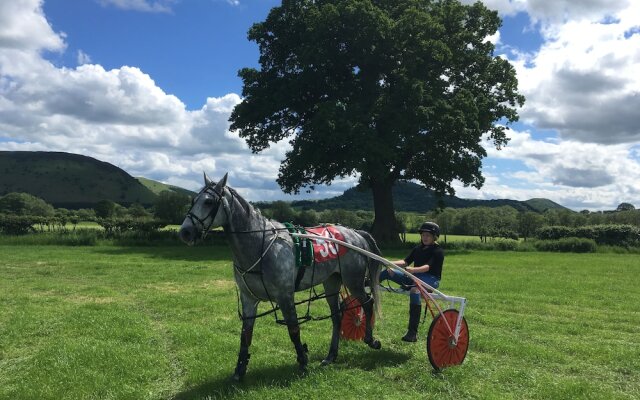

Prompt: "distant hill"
[1,151,569,213]
[0,151,159,209]
[286,181,568,213]
[136,177,196,198]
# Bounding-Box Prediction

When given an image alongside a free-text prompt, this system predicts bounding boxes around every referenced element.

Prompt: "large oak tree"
[230,0,524,243]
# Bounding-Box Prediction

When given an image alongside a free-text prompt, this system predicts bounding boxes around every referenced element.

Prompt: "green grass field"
[1,244,638,400]
[405,233,483,242]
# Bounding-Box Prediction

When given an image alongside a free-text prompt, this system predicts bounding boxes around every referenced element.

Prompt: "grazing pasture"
[0,244,638,400]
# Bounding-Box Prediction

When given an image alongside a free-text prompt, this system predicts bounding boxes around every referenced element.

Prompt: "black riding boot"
[401,303,422,342]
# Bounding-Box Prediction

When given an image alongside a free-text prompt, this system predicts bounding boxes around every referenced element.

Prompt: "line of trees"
[2,191,639,245]
[0,191,190,235]
[258,202,640,243]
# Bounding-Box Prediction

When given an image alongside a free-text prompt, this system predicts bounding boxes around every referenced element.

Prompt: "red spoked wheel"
[426,309,469,371]
[340,296,374,340]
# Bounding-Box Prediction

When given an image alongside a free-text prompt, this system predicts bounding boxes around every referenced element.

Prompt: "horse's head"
[179,172,229,245]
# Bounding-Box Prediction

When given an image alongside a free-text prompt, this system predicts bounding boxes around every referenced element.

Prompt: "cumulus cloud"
[456,129,640,210]
[0,3,299,204]
[2,0,639,209]
[98,0,175,13]
[523,0,630,24]
[0,0,65,52]
[504,1,640,144]
[76,50,92,65]
[0,0,347,202]
[467,0,630,22]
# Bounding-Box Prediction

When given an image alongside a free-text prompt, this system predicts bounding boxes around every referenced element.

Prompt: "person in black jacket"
[379,222,444,342]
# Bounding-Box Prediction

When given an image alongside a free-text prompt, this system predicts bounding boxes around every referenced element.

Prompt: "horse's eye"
[204,198,214,206]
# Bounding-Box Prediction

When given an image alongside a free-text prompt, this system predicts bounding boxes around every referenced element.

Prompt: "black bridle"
[184,184,225,240]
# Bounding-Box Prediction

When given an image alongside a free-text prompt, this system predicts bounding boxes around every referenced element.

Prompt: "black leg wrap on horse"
[232,349,251,381]
[296,343,309,369]
[364,336,382,350]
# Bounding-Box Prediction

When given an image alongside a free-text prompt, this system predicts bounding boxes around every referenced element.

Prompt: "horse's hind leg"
[355,290,381,350]
[321,273,342,366]
[233,291,259,382]
[278,297,309,373]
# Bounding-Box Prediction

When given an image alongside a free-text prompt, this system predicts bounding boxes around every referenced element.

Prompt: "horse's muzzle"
[179,224,198,246]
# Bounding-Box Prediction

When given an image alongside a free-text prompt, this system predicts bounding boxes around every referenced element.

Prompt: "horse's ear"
[204,172,212,187]
[217,173,228,188]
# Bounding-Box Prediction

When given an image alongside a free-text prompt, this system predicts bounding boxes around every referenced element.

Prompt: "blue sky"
[1,0,640,210]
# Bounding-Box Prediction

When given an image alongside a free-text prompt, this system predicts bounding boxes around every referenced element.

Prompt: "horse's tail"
[357,230,382,319]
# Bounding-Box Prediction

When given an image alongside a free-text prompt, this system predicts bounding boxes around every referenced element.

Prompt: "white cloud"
[76,50,92,65]
[456,129,640,210]
[0,0,349,201]
[523,0,630,24]
[0,0,65,52]
[468,0,630,22]
[505,1,640,144]
[2,0,639,210]
[97,0,174,13]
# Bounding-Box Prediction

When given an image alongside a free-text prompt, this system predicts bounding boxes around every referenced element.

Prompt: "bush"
[536,224,640,247]
[493,239,520,251]
[95,218,166,236]
[0,214,36,235]
[532,237,597,253]
[0,192,54,216]
[535,226,574,241]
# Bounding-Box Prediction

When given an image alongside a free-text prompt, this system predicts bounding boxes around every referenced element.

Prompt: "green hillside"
[287,181,569,213]
[136,177,196,198]
[0,151,158,209]
[524,198,568,212]
[0,151,569,213]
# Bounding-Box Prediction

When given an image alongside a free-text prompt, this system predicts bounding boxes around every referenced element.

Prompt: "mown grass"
[0,245,638,400]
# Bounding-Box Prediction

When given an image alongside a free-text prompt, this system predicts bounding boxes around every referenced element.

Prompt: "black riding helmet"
[418,221,440,237]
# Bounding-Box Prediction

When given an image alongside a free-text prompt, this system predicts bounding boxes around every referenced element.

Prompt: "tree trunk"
[370,180,401,244]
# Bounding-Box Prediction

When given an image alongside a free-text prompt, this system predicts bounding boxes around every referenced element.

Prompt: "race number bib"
[306,225,349,263]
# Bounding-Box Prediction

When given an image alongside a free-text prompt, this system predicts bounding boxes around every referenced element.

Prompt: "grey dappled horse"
[179,173,382,380]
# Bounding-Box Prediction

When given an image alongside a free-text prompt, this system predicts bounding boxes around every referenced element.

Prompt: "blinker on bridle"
[185,184,225,240]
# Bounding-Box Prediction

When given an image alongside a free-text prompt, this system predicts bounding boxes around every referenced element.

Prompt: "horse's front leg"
[321,274,342,366]
[279,297,308,373]
[233,291,259,382]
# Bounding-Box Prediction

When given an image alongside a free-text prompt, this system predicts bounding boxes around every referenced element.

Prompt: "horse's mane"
[227,186,255,217]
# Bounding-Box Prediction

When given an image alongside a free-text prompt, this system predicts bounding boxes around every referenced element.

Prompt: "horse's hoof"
[364,338,382,350]
[320,357,335,366]
[231,373,244,382]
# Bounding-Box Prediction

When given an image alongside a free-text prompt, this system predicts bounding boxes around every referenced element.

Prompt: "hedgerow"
[536,224,640,247]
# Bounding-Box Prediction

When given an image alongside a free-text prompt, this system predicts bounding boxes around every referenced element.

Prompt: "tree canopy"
[154,191,190,224]
[230,0,524,242]
[0,192,54,217]
[616,202,635,212]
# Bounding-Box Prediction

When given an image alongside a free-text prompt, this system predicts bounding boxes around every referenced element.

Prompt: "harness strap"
[235,227,279,276]
[294,263,307,291]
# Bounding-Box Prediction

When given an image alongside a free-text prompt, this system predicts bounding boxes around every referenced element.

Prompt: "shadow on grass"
[172,364,304,400]
[93,245,233,262]
[336,347,411,371]
[172,349,410,399]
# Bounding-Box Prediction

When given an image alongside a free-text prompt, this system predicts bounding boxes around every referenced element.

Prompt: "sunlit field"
[1,244,638,399]
[404,233,482,243]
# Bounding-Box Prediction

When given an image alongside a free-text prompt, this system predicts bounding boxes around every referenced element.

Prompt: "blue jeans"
[380,269,440,305]
[379,269,440,289]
